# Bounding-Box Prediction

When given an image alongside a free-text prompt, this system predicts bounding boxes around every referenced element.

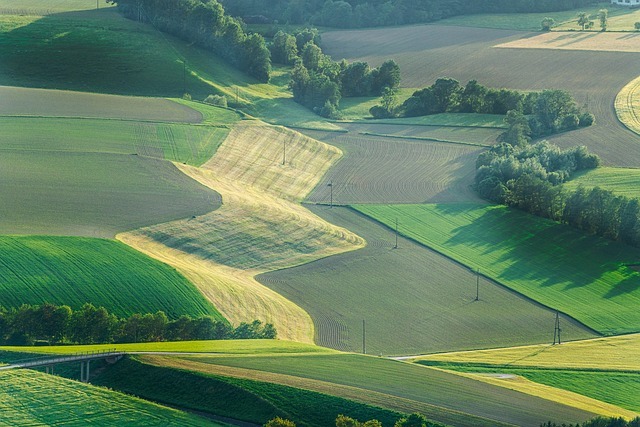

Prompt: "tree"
[541,17,555,31]
[243,33,271,83]
[380,86,398,113]
[500,110,531,146]
[302,41,323,71]
[394,413,433,427]
[577,12,589,30]
[341,61,372,96]
[373,59,401,93]
[635,22,640,31]
[431,78,462,113]
[271,31,298,65]
[598,9,608,31]
[459,80,487,113]
[265,417,296,427]
[336,415,383,427]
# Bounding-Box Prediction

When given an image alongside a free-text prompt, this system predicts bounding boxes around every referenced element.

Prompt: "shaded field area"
[93,356,403,427]
[0,370,218,426]
[0,151,218,237]
[322,25,640,167]
[303,128,486,204]
[0,86,204,122]
[565,167,640,199]
[172,353,599,427]
[257,206,596,355]
[0,236,220,319]
[356,204,640,335]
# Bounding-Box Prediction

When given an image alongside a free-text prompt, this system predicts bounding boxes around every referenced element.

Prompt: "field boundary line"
[348,206,601,338]
[358,132,490,147]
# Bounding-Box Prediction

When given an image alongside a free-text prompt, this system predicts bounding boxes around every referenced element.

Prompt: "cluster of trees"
[108,0,271,82]
[265,413,444,427]
[0,303,276,346]
[576,9,608,31]
[474,141,640,247]
[219,0,598,28]
[542,417,640,427]
[284,30,400,117]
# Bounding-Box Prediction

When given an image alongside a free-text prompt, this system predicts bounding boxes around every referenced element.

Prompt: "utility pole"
[362,319,366,354]
[475,268,480,301]
[553,312,562,345]
[328,182,333,208]
[394,217,398,249]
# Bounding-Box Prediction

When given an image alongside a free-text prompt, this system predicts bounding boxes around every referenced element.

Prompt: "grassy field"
[615,74,640,136]
[93,356,403,427]
[415,333,640,371]
[0,0,114,15]
[564,167,640,199]
[355,204,640,335]
[321,25,640,167]
[170,353,603,427]
[554,6,640,32]
[119,122,364,342]
[258,206,596,355]
[0,339,332,356]
[351,113,507,129]
[302,129,487,204]
[0,369,220,426]
[0,235,220,319]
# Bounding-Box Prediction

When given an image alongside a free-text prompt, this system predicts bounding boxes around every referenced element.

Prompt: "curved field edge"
[0,235,221,319]
[615,75,640,136]
[354,204,640,335]
[118,122,365,342]
[0,369,220,426]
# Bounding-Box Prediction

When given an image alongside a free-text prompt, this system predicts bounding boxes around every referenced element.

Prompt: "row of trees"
[0,303,276,345]
[542,417,640,427]
[576,9,608,31]
[219,0,598,28]
[108,0,271,82]
[285,32,400,117]
[266,413,445,427]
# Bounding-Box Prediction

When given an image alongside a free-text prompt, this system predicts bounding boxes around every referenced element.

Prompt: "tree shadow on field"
[0,8,214,97]
[434,205,640,297]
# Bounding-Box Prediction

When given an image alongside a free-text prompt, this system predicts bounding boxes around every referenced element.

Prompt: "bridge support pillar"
[80,361,90,382]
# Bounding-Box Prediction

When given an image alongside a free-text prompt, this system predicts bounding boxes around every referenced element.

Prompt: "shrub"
[204,94,228,108]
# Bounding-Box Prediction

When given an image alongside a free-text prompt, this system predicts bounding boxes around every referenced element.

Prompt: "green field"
[93,356,403,427]
[565,167,640,199]
[177,353,598,427]
[0,236,221,319]
[258,206,596,355]
[355,204,640,335]
[0,369,219,426]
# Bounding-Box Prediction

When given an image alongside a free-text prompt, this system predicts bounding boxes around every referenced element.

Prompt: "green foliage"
[271,31,298,65]
[266,418,297,427]
[635,22,640,30]
[578,11,591,30]
[395,413,444,427]
[355,203,640,335]
[336,414,384,427]
[541,417,640,427]
[203,94,228,108]
[541,17,555,31]
[0,236,220,320]
[599,9,609,30]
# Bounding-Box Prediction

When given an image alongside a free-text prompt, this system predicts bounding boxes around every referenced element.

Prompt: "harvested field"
[322,25,640,167]
[356,204,640,335]
[173,353,599,427]
[303,127,487,204]
[0,236,220,319]
[119,122,364,342]
[0,86,203,123]
[616,75,640,136]
[257,206,596,355]
[0,370,217,426]
[496,32,640,53]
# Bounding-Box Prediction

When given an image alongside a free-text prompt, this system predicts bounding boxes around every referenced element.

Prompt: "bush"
[204,94,228,108]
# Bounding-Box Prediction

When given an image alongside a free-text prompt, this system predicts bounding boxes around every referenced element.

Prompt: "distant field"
[0,339,330,356]
[258,206,596,355]
[303,129,486,204]
[615,75,640,136]
[496,32,640,53]
[0,236,220,319]
[322,25,640,167]
[119,122,363,342]
[176,353,599,427]
[555,7,640,32]
[415,333,640,372]
[0,0,113,14]
[565,167,640,199]
[355,204,640,335]
[0,370,217,426]
[0,86,204,123]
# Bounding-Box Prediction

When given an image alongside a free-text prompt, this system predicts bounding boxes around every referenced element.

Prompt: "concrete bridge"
[0,349,125,382]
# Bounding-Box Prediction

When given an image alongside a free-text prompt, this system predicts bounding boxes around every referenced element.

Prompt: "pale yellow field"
[415,333,640,371]
[616,75,640,136]
[119,122,364,343]
[496,31,640,52]
[443,369,638,420]
[554,8,640,32]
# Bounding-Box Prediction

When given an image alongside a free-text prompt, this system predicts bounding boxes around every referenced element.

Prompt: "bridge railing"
[1,349,125,370]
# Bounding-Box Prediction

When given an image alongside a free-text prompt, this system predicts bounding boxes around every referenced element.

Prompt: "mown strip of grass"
[0,236,221,320]
[354,203,640,335]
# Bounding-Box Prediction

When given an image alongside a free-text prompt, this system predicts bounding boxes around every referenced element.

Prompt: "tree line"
[219,0,598,28]
[266,412,445,427]
[108,0,271,82]
[542,417,640,427]
[0,303,276,346]
[282,29,400,117]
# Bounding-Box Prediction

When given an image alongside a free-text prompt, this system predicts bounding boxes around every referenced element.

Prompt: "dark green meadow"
[355,204,640,336]
[0,235,221,319]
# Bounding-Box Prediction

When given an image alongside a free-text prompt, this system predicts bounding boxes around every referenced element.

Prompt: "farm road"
[322,25,640,167]
[257,206,597,356]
